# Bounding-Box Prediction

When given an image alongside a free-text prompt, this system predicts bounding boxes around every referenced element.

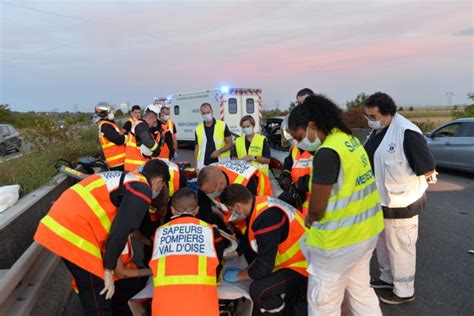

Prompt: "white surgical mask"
[367,120,383,130]
[207,190,220,199]
[162,115,170,121]
[107,112,115,120]
[242,127,254,136]
[202,114,213,122]
[297,127,321,152]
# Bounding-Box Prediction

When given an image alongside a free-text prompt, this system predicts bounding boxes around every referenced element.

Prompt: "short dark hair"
[220,184,253,207]
[240,115,255,127]
[296,88,315,98]
[365,92,397,116]
[131,105,141,112]
[171,188,198,212]
[197,166,212,188]
[200,103,212,110]
[288,94,352,135]
[140,159,170,183]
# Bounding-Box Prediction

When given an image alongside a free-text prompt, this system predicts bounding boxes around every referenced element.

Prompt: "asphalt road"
[376,168,474,316]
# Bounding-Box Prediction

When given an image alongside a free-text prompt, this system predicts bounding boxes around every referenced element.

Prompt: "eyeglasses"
[363,112,378,122]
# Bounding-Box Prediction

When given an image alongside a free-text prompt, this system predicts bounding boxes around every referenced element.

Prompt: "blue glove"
[223,266,241,283]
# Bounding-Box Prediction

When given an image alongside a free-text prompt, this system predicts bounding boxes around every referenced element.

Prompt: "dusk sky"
[1,0,473,112]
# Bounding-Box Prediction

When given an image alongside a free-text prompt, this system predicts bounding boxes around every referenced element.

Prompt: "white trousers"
[305,237,382,316]
[376,215,418,297]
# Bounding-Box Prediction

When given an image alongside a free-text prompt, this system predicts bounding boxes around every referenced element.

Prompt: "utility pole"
[446,92,454,107]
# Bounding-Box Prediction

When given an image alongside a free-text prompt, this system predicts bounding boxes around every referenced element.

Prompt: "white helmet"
[94,102,115,121]
[145,104,161,116]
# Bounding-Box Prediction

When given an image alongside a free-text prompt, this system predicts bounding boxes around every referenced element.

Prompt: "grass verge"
[0,127,101,196]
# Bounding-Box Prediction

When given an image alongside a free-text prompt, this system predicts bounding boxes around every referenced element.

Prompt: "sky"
[0,0,473,112]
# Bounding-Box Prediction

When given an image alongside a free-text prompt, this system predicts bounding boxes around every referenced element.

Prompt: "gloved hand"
[278,171,291,191]
[140,144,153,157]
[296,175,310,195]
[100,269,115,300]
[223,266,241,283]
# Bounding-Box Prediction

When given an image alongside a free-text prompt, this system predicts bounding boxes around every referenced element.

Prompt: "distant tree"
[409,106,414,111]
[343,107,368,129]
[453,92,474,119]
[289,101,297,111]
[0,104,14,123]
[115,110,124,118]
[346,93,368,108]
[398,106,404,111]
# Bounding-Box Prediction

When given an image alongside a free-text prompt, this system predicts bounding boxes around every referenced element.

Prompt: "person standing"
[122,105,142,135]
[296,88,315,104]
[159,105,178,160]
[363,92,436,304]
[124,106,161,172]
[195,103,233,171]
[220,184,308,315]
[94,103,126,171]
[34,159,170,315]
[287,95,384,316]
[231,115,271,175]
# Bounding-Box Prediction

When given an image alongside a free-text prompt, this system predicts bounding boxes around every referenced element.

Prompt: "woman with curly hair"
[287,95,384,315]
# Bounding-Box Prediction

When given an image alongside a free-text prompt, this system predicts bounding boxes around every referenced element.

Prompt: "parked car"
[425,118,474,173]
[0,124,22,155]
[261,116,292,174]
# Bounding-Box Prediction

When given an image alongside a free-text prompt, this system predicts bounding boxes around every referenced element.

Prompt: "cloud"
[454,27,474,36]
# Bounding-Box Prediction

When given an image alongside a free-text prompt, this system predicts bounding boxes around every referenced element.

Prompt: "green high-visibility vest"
[306,129,384,250]
[235,134,269,175]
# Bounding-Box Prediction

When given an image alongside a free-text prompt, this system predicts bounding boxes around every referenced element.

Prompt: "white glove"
[100,269,115,300]
[140,144,153,157]
[173,152,178,160]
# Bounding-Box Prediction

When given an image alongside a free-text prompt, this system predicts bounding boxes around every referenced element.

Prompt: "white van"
[169,87,263,145]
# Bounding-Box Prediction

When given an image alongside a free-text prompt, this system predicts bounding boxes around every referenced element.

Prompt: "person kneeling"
[149,188,228,316]
[220,184,308,316]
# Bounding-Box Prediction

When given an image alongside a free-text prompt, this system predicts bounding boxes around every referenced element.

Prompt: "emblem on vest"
[388,143,396,153]
[219,160,255,177]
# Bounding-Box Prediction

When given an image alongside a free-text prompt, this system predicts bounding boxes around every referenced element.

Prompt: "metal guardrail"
[0,242,60,316]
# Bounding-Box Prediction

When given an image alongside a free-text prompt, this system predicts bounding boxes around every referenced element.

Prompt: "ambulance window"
[174,105,180,115]
[246,98,255,113]
[229,98,237,114]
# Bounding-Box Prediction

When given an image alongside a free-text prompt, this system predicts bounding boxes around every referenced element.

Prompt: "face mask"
[162,115,170,121]
[202,113,213,122]
[297,127,321,152]
[207,190,220,199]
[107,112,115,120]
[152,189,160,199]
[228,206,245,221]
[367,120,383,130]
[242,127,254,136]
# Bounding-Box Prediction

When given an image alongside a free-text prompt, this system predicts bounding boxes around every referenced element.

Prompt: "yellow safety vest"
[195,119,230,169]
[235,134,269,175]
[306,129,384,250]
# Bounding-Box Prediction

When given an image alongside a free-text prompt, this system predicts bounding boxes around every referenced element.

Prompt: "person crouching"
[149,188,227,316]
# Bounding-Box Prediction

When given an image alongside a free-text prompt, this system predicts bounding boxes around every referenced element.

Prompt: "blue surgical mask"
[162,115,170,121]
[297,127,321,152]
[242,127,254,136]
[202,114,213,122]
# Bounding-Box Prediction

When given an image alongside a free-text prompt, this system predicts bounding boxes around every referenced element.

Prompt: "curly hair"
[288,94,352,135]
[365,92,397,116]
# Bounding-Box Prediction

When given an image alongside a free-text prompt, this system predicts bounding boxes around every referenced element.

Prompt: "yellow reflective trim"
[71,180,111,232]
[256,201,267,212]
[153,254,215,286]
[258,173,266,195]
[107,153,126,161]
[234,175,246,184]
[41,215,102,259]
[102,142,116,149]
[125,159,146,166]
[150,143,158,151]
[168,168,175,197]
[275,240,300,266]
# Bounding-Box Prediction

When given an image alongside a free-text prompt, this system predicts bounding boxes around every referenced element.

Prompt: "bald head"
[197,166,227,195]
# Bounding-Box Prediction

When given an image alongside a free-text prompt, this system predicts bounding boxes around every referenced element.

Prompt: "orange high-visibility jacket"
[34,171,149,279]
[248,196,308,276]
[124,121,155,172]
[290,146,314,216]
[149,216,219,316]
[210,161,273,233]
[98,120,126,169]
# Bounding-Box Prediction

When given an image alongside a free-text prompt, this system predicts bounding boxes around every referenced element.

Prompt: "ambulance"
[168,87,263,145]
